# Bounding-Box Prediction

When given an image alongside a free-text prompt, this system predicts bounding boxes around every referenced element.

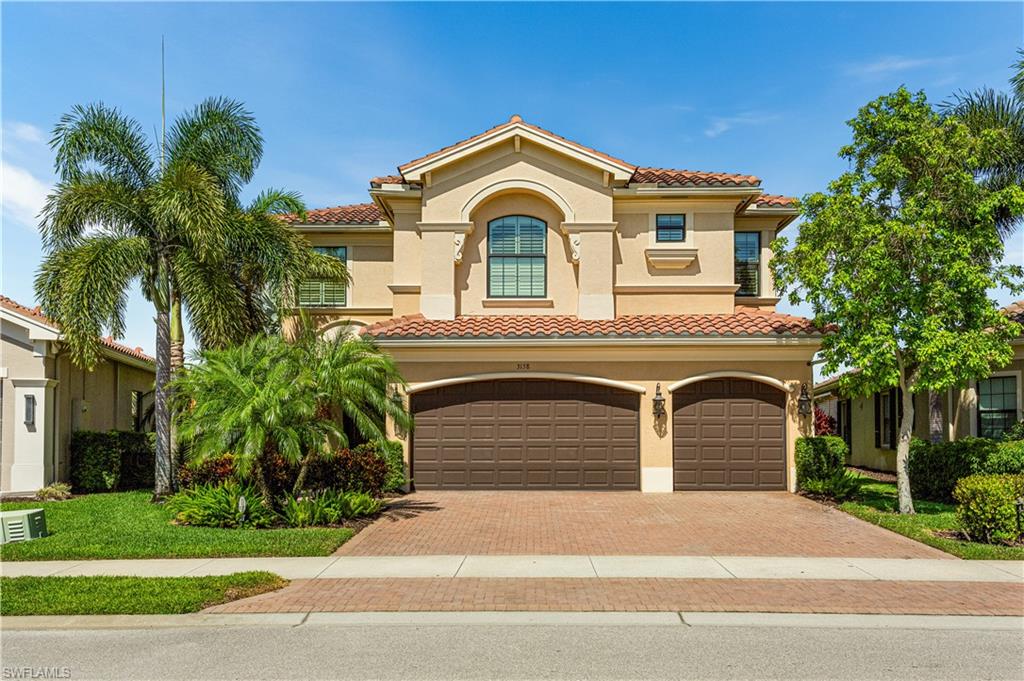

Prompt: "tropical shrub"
[999,419,1024,442]
[953,474,1024,544]
[166,481,276,528]
[35,483,72,501]
[799,469,864,501]
[306,448,389,496]
[795,436,847,485]
[178,454,236,488]
[908,437,998,502]
[69,431,156,493]
[337,491,382,518]
[279,490,383,527]
[982,440,1024,475]
[117,432,157,489]
[814,406,837,436]
[356,441,406,492]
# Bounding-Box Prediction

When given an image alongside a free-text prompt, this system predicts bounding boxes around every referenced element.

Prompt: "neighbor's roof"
[363,311,822,341]
[0,296,154,364]
[1004,300,1024,324]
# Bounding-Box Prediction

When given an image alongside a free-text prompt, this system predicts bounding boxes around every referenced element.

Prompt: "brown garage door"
[673,378,786,490]
[411,379,639,490]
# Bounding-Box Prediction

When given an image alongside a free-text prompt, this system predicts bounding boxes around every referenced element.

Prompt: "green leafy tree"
[772,88,1024,514]
[173,328,412,499]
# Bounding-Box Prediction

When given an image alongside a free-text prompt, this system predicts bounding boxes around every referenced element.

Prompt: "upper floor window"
[655,214,685,242]
[298,246,347,307]
[735,232,760,297]
[488,216,546,298]
[977,375,1018,439]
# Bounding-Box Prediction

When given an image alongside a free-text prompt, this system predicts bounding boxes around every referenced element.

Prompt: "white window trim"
[971,370,1022,438]
[647,211,695,249]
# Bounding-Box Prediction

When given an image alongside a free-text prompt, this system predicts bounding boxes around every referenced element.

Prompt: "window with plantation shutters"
[488,216,547,298]
[298,246,347,307]
[735,232,760,296]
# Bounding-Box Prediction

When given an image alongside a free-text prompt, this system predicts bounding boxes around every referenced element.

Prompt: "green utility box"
[0,508,48,544]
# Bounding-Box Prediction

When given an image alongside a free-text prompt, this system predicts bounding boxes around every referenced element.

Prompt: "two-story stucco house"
[286,116,822,493]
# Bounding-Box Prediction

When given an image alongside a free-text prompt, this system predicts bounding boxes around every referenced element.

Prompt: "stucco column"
[639,380,673,492]
[9,378,57,492]
[562,222,617,320]
[417,222,473,320]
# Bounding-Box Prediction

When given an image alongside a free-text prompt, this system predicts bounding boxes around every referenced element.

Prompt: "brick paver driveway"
[337,491,948,559]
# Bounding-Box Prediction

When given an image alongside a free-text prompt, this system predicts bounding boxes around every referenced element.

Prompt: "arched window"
[488,216,547,298]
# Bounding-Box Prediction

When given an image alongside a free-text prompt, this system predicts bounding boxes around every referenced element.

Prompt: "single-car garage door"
[411,379,639,490]
[673,378,786,490]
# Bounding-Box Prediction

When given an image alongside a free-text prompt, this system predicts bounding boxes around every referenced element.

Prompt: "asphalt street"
[3,618,1023,680]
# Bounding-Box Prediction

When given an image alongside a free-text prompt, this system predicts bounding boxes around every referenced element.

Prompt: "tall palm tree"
[34,99,314,495]
[945,49,1024,237]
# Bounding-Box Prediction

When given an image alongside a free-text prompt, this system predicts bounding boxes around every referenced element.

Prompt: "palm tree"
[945,49,1024,237]
[173,330,413,498]
[172,335,336,501]
[34,99,298,495]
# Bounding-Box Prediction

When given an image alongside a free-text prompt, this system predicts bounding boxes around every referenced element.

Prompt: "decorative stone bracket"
[560,222,617,266]
[454,232,468,264]
[644,248,699,270]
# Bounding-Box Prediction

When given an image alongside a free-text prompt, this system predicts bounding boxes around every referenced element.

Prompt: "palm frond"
[149,160,228,262]
[51,103,154,188]
[39,172,147,249]
[34,235,149,368]
[1011,48,1024,104]
[248,188,306,220]
[173,248,247,350]
[165,97,262,200]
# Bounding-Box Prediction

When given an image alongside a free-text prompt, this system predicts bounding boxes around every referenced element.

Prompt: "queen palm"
[35,99,343,495]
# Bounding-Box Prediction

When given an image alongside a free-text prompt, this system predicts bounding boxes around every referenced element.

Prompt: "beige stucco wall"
[2,319,155,493]
[382,343,816,493]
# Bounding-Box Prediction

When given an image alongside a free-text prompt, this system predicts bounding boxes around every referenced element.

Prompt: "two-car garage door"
[410,377,786,491]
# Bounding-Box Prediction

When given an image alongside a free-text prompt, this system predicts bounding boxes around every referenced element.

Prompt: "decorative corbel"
[568,233,582,264]
[454,232,467,265]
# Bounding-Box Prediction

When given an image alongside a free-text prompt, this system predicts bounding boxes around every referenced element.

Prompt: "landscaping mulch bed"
[846,466,897,483]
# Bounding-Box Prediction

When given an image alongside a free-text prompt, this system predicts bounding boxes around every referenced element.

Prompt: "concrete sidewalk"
[3,555,1022,582]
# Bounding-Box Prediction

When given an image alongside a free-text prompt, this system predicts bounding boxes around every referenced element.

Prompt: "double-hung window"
[488,216,546,298]
[655,214,685,242]
[734,232,761,297]
[977,375,1018,439]
[298,246,347,307]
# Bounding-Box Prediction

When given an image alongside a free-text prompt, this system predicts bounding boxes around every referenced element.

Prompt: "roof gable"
[398,115,636,183]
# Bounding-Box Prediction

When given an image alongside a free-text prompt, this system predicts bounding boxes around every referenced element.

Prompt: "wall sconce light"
[652,383,666,419]
[797,383,812,417]
[24,394,36,426]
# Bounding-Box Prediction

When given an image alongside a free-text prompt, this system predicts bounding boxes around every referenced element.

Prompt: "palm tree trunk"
[169,293,185,490]
[154,306,173,497]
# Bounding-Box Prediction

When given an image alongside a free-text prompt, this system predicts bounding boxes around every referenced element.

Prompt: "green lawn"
[840,478,1024,560]
[0,572,286,615]
[0,492,353,561]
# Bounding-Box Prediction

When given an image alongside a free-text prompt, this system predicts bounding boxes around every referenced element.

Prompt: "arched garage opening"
[671,377,787,491]
[410,378,640,490]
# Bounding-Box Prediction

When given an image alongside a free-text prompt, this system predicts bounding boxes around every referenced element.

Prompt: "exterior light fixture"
[24,394,36,426]
[652,383,666,419]
[797,383,812,417]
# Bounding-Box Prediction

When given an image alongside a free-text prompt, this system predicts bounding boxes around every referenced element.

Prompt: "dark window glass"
[299,246,347,307]
[978,376,1018,439]
[879,391,893,448]
[735,232,761,296]
[488,216,547,298]
[656,214,685,242]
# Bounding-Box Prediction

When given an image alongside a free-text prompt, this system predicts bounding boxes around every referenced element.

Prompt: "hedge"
[983,440,1024,476]
[70,431,155,493]
[907,438,998,502]
[953,473,1024,544]
[795,436,848,485]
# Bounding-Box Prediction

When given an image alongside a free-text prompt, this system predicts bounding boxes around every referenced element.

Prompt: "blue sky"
[3,2,1023,359]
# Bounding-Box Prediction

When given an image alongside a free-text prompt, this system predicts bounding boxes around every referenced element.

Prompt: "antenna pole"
[160,35,166,172]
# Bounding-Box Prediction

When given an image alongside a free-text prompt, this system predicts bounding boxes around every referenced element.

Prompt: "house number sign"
[515,363,531,370]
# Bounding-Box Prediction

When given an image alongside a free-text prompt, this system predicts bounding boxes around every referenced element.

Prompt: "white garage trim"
[667,371,792,394]
[407,372,646,395]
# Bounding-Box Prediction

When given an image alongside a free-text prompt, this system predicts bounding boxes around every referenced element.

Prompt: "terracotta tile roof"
[281,203,383,225]
[364,311,822,341]
[630,167,761,188]
[1003,300,1024,324]
[370,175,413,188]
[0,296,154,363]
[754,194,797,207]
[398,115,636,174]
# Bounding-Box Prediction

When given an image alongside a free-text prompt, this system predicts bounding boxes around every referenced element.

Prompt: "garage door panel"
[411,379,639,490]
[673,378,786,491]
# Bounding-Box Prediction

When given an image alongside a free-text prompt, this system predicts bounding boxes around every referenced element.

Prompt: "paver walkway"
[338,491,950,558]
[206,578,1024,616]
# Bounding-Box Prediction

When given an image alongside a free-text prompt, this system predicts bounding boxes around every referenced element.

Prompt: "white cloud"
[1,161,51,229]
[5,121,45,145]
[844,55,956,80]
[704,112,779,138]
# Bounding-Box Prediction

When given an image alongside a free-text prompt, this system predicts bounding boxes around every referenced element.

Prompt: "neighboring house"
[814,301,1024,472]
[285,115,821,493]
[0,296,155,496]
